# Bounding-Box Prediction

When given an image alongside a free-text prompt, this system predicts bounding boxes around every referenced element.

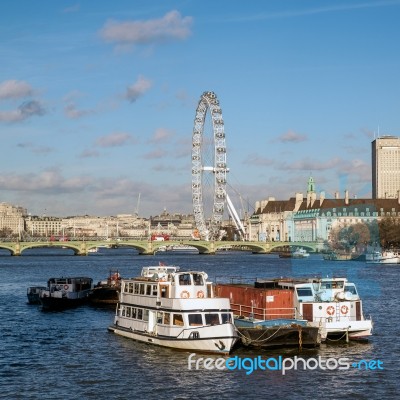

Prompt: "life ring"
[64,285,69,290]
[341,305,349,315]
[326,306,335,316]
[180,290,190,299]
[197,290,205,298]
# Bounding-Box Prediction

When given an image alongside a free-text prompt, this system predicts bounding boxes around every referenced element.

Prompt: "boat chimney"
[335,191,339,199]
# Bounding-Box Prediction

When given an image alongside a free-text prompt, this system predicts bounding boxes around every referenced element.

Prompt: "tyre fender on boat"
[326,305,335,316]
[180,290,190,298]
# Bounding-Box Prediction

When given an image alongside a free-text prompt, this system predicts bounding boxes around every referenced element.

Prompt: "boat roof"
[141,265,179,275]
[48,276,92,281]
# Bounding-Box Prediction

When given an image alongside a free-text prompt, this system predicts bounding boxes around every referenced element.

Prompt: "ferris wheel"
[191,91,228,241]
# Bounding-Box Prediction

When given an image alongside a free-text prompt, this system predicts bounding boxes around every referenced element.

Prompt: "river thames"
[0,248,398,399]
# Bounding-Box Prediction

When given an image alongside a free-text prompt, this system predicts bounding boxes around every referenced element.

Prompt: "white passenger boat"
[216,276,372,342]
[292,247,310,258]
[276,277,372,340]
[365,250,400,264]
[108,266,238,354]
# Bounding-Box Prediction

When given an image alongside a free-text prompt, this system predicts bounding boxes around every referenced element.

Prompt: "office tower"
[372,135,400,199]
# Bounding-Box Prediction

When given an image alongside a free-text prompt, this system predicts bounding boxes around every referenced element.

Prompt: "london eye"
[191,91,228,241]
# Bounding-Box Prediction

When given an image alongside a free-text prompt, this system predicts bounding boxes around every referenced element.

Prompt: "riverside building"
[249,177,400,246]
[372,135,400,199]
[0,202,27,236]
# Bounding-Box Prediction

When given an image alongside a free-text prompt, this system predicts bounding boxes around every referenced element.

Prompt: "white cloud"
[279,157,342,171]
[276,130,308,143]
[100,10,192,46]
[0,100,46,122]
[64,103,94,119]
[149,128,174,144]
[95,132,136,148]
[125,76,152,103]
[0,80,34,100]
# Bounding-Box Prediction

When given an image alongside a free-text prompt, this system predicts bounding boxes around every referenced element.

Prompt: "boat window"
[296,288,313,297]
[188,314,203,326]
[192,273,204,286]
[173,314,184,326]
[146,285,152,296]
[160,285,168,298]
[132,308,137,319]
[134,283,140,294]
[179,274,192,286]
[121,307,125,317]
[157,312,163,324]
[137,309,143,320]
[143,309,149,322]
[139,284,145,295]
[221,313,232,324]
[128,283,134,293]
[163,313,170,325]
[126,307,131,318]
[152,285,158,296]
[344,285,357,295]
[321,281,344,289]
[205,314,220,326]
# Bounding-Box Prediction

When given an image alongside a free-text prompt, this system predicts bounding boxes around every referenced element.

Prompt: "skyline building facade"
[372,135,400,199]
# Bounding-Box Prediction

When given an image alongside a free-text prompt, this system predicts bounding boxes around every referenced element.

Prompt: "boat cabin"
[125,268,214,300]
[276,277,360,302]
[47,277,93,293]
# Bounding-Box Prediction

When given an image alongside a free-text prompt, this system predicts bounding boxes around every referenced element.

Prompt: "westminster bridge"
[0,237,322,256]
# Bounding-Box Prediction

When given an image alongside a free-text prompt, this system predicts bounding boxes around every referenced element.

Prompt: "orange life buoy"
[64,285,69,290]
[326,305,335,316]
[341,305,349,315]
[180,290,190,299]
[197,290,205,298]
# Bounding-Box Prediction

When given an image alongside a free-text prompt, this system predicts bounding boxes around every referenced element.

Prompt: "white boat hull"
[109,325,237,354]
[312,320,373,341]
[366,258,399,264]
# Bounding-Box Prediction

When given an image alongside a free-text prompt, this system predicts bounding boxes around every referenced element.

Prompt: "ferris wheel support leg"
[226,194,246,240]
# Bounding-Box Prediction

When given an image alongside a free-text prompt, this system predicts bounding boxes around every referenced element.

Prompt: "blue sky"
[1,0,399,218]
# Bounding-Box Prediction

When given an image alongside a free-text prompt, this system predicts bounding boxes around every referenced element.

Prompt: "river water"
[0,248,398,399]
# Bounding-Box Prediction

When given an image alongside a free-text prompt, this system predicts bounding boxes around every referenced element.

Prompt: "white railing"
[231,302,295,320]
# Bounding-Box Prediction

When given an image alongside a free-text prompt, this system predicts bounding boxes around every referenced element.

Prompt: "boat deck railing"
[231,303,295,320]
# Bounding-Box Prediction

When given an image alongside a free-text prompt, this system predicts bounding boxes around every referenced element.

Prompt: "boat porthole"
[64,285,69,290]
